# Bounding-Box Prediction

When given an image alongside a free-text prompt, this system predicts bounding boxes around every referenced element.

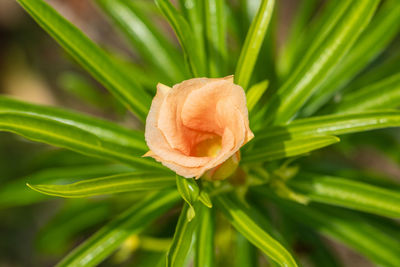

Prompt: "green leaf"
[255,110,400,143]
[345,50,400,93]
[302,0,400,116]
[178,0,206,77]
[246,79,269,112]
[0,164,133,208]
[0,112,161,170]
[279,1,351,80]
[235,0,275,90]
[264,0,380,124]
[155,0,206,77]
[254,189,400,267]
[290,173,400,218]
[176,175,200,221]
[27,172,175,198]
[195,205,215,267]
[235,233,257,267]
[276,0,318,79]
[36,200,110,255]
[16,0,151,121]
[333,73,400,113]
[57,190,180,267]
[204,0,227,77]
[333,168,400,190]
[242,136,339,163]
[166,203,199,267]
[96,0,186,82]
[0,97,146,151]
[215,193,297,267]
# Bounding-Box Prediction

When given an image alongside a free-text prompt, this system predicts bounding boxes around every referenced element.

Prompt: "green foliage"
[178,0,206,77]
[0,97,146,151]
[204,0,227,77]
[255,189,400,267]
[265,0,380,124]
[215,193,297,267]
[28,172,176,198]
[16,0,152,121]
[333,73,400,113]
[235,0,275,89]
[254,110,400,142]
[3,0,400,266]
[235,233,257,267]
[246,79,269,112]
[57,190,180,267]
[289,173,400,218]
[242,136,340,163]
[155,0,206,76]
[166,203,199,266]
[303,0,400,115]
[36,200,111,255]
[176,175,200,221]
[96,0,187,83]
[195,205,215,267]
[0,100,160,169]
[0,164,133,208]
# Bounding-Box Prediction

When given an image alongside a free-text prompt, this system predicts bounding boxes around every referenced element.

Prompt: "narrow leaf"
[255,110,400,143]
[246,79,269,112]
[235,233,257,267]
[0,97,146,151]
[303,0,400,115]
[215,193,297,267]
[346,50,400,93]
[276,0,318,79]
[166,203,199,267]
[195,205,215,267]
[155,0,206,76]
[57,190,180,267]
[178,0,206,77]
[0,164,130,207]
[16,0,151,121]
[28,172,175,198]
[242,136,339,163]
[204,0,227,77]
[290,173,400,218]
[0,112,161,170]
[265,0,380,124]
[279,1,351,80]
[235,0,275,90]
[254,189,400,267]
[96,0,186,82]
[333,73,400,113]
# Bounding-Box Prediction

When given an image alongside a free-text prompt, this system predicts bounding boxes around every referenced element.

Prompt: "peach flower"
[144,76,254,179]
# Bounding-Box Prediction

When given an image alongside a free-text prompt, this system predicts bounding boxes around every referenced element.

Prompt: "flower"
[144,76,254,179]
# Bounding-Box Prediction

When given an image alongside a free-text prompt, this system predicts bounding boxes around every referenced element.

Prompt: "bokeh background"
[0,0,399,266]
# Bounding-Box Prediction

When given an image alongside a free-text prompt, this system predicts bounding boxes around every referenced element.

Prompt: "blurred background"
[0,0,399,266]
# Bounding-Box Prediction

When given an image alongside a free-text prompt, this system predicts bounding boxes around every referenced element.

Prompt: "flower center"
[192,135,222,157]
